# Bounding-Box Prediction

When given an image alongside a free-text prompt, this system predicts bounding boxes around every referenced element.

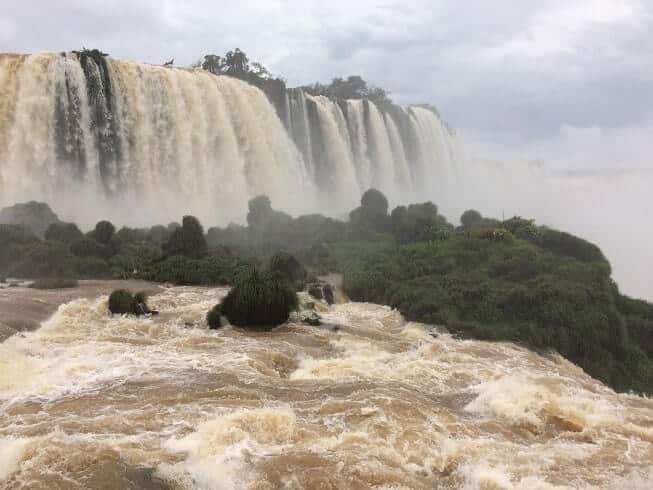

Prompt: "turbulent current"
[1,287,651,489]
[0,53,462,226]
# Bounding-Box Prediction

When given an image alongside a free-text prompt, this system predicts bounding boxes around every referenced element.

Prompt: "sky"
[1,0,651,172]
[1,0,652,298]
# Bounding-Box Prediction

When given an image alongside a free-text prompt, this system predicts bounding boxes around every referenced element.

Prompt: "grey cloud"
[1,0,651,169]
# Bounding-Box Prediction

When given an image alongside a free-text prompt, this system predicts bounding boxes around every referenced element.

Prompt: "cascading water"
[0,285,651,488]
[0,52,463,227]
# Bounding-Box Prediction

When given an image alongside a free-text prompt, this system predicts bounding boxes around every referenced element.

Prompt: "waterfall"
[0,52,463,226]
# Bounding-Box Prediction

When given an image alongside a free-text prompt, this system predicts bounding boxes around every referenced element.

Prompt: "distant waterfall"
[0,52,463,226]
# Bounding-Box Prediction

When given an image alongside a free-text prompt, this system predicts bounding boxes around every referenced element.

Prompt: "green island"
[1,191,651,395]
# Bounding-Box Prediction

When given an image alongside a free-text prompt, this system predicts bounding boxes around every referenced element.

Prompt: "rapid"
[1,287,651,489]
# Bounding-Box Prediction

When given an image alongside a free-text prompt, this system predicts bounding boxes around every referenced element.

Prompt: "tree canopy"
[302,75,391,104]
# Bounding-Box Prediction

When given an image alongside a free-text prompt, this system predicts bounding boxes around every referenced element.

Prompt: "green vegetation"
[302,75,391,105]
[108,289,152,315]
[108,289,138,315]
[29,278,78,289]
[141,255,254,286]
[163,216,208,259]
[206,304,223,329]
[269,251,307,290]
[310,206,651,394]
[219,267,298,328]
[1,194,651,394]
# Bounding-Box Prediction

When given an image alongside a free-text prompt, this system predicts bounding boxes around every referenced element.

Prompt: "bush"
[12,241,73,277]
[269,251,306,289]
[108,289,137,314]
[70,237,111,259]
[538,228,605,263]
[220,268,298,328]
[206,304,223,329]
[29,278,78,289]
[142,255,254,286]
[134,291,147,304]
[45,222,84,244]
[163,215,208,259]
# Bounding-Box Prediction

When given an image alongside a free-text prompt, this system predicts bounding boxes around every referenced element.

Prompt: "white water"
[0,53,463,227]
[0,287,651,489]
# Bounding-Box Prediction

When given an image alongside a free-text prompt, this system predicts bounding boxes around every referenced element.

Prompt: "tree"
[250,62,271,79]
[302,75,391,104]
[92,220,116,245]
[246,195,292,240]
[247,195,273,229]
[361,188,389,215]
[223,48,249,77]
[390,201,449,243]
[163,215,208,259]
[461,209,483,229]
[201,54,224,75]
[349,189,390,232]
[70,237,111,259]
[45,223,84,244]
[269,252,307,290]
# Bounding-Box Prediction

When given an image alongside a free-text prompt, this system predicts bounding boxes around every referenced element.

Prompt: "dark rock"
[302,312,322,326]
[323,284,335,305]
[308,284,324,300]
[307,282,335,304]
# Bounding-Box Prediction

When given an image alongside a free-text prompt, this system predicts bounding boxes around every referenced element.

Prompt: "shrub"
[45,222,84,244]
[108,289,137,314]
[74,256,112,278]
[206,304,223,329]
[220,267,298,328]
[142,255,254,286]
[134,291,147,304]
[269,251,306,289]
[70,237,111,258]
[12,241,73,277]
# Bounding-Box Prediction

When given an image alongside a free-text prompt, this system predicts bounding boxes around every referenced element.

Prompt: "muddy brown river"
[0,286,651,489]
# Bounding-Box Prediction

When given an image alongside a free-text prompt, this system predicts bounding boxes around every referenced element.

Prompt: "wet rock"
[323,284,335,305]
[307,282,335,305]
[308,284,324,300]
[302,312,322,326]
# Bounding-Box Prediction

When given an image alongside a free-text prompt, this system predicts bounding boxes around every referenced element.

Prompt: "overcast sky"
[1,0,652,171]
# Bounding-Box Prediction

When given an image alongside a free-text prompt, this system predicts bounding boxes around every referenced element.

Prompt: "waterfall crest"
[0,53,463,226]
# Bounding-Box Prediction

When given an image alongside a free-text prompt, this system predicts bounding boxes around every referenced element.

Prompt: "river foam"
[0,287,651,489]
